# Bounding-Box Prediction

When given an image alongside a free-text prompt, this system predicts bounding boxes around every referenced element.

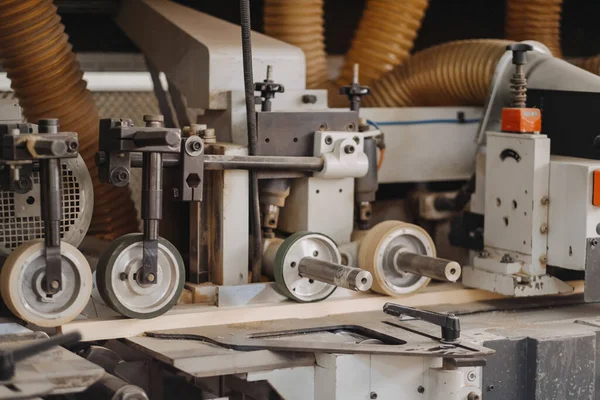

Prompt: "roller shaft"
[298,257,373,291]
[393,252,461,282]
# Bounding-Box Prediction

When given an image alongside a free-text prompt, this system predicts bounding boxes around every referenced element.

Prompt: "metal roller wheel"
[0,239,92,327]
[358,221,434,296]
[274,232,341,302]
[0,155,93,256]
[95,234,185,319]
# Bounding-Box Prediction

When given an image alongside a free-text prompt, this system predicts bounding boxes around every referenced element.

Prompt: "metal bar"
[145,57,176,128]
[140,152,162,284]
[38,119,63,293]
[166,77,191,128]
[393,252,461,282]
[131,153,323,171]
[297,257,372,292]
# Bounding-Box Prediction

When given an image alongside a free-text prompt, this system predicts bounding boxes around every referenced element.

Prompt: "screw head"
[344,145,355,154]
[66,139,79,152]
[467,370,477,381]
[324,135,333,145]
[540,224,548,234]
[487,384,495,392]
[50,280,60,290]
[417,386,425,394]
[370,392,377,399]
[147,273,156,283]
[119,272,128,281]
[541,196,549,205]
[192,141,202,151]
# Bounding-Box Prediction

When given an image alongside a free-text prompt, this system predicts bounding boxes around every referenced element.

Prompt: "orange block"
[501,107,542,133]
[594,170,600,207]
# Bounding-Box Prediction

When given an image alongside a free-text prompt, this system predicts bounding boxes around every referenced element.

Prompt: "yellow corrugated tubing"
[0,0,139,240]
[505,0,563,57]
[264,0,329,89]
[365,39,513,107]
[336,0,429,87]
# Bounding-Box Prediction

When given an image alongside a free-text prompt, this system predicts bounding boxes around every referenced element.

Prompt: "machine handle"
[383,303,460,342]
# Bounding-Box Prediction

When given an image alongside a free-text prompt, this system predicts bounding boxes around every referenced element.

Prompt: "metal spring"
[510,72,527,108]
[0,0,139,240]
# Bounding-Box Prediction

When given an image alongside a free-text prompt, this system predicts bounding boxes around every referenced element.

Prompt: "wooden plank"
[60,281,584,342]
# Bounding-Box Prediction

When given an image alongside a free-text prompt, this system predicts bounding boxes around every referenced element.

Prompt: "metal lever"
[0,331,82,381]
[383,302,461,342]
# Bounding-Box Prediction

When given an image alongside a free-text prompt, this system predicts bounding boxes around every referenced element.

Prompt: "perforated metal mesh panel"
[0,163,81,255]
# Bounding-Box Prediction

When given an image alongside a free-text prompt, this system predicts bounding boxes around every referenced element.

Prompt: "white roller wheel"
[95,234,185,319]
[358,221,434,296]
[0,240,92,327]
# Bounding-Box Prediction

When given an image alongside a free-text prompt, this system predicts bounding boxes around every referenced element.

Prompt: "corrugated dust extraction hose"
[263,0,329,89]
[365,39,513,107]
[0,0,139,241]
[505,0,563,57]
[336,0,429,87]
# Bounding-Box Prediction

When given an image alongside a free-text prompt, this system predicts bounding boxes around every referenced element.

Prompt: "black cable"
[239,0,262,282]
[433,174,476,212]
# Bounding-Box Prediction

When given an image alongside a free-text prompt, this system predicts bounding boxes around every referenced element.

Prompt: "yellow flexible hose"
[0,0,139,241]
[264,0,329,89]
[336,0,429,87]
[505,0,563,57]
[365,39,513,107]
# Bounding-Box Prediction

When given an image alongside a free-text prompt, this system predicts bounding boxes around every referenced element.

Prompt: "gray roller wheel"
[274,231,340,303]
[96,234,185,319]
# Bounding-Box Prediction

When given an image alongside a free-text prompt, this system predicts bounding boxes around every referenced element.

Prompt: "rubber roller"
[355,221,461,296]
[262,232,373,302]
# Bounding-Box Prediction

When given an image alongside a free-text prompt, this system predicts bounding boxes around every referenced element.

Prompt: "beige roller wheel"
[0,240,92,327]
[358,221,434,296]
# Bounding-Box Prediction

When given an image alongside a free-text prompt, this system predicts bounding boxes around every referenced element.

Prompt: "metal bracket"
[177,136,204,202]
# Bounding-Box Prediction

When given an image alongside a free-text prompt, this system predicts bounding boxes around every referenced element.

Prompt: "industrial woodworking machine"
[4,0,600,399]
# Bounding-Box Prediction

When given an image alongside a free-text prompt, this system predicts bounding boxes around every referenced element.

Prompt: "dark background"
[57,0,600,57]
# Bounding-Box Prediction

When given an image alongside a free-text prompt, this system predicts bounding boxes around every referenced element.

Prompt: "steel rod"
[393,252,461,282]
[131,153,324,171]
[298,257,373,292]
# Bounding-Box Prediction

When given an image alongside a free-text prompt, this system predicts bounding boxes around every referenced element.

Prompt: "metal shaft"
[130,153,324,172]
[393,252,461,282]
[298,257,373,292]
[140,151,163,284]
[86,372,149,400]
[38,119,63,293]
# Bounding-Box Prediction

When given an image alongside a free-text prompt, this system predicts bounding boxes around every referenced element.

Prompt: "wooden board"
[60,281,584,342]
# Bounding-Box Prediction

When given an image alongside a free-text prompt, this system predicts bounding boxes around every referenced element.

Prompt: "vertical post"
[39,118,63,293]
